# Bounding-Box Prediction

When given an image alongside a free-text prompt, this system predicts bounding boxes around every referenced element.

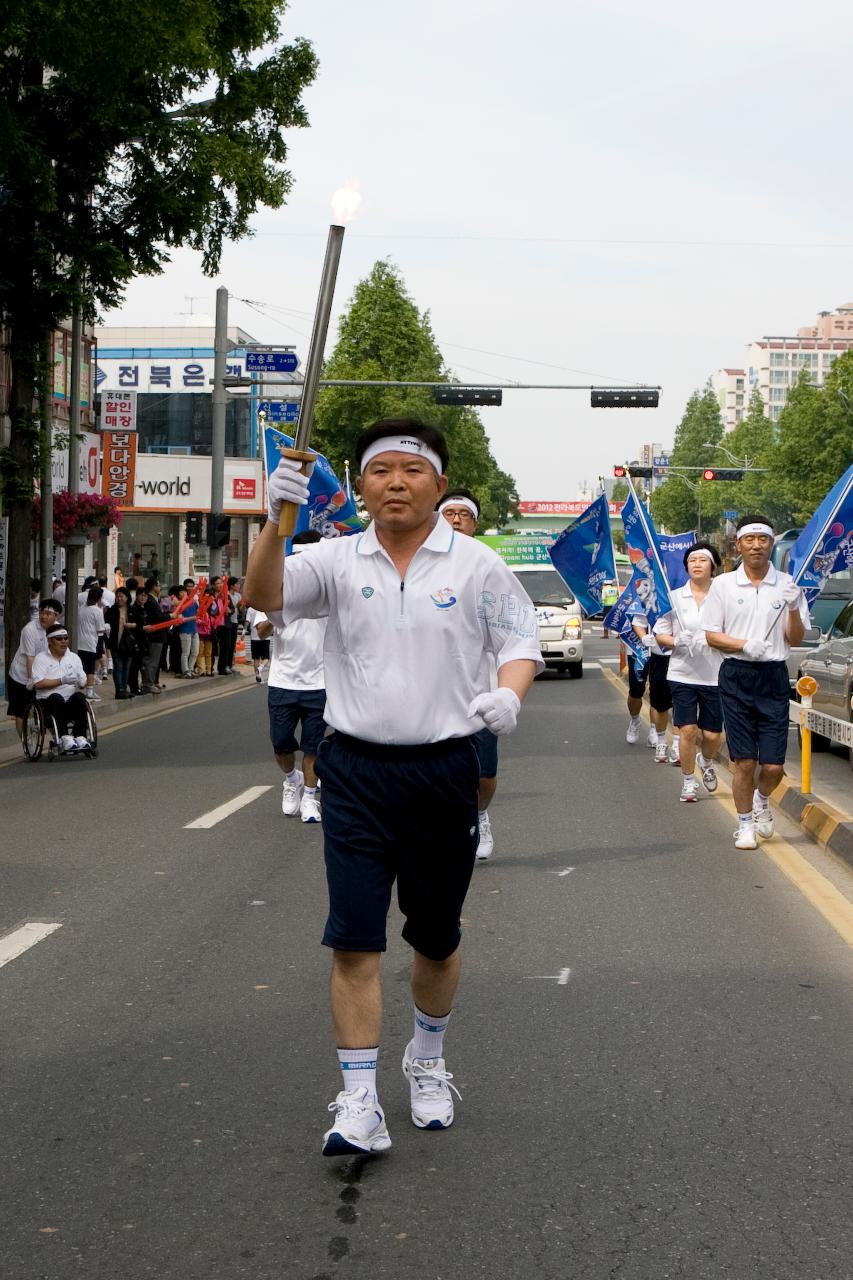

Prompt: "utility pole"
[64,296,83,640]
[39,337,54,598]
[209,286,228,577]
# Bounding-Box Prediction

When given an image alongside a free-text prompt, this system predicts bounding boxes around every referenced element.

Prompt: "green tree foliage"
[699,390,790,530]
[610,479,628,502]
[650,385,723,531]
[774,355,853,522]
[0,0,317,660]
[313,261,518,528]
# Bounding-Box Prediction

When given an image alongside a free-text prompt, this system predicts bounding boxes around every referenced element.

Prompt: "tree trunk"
[3,324,42,671]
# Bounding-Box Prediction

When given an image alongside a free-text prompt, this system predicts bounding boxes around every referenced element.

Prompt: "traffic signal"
[432,387,503,406]
[613,466,627,478]
[207,514,231,548]
[592,389,659,409]
[702,468,745,481]
[185,511,204,543]
[628,464,654,478]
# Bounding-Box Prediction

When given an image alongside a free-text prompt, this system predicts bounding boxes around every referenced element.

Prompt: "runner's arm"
[243,521,284,612]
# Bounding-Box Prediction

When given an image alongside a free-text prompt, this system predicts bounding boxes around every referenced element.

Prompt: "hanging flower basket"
[32,491,123,546]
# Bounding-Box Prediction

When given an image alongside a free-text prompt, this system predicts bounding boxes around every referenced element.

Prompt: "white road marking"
[184,786,273,829]
[582,662,602,670]
[0,921,62,969]
[597,657,620,665]
[553,867,576,877]
[526,968,572,984]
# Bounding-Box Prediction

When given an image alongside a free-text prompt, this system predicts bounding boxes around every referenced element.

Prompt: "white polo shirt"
[268,517,543,744]
[31,650,87,701]
[653,583,722,686]
[268,618,327,692]
[9,620,50,685]
[702,563,811,662]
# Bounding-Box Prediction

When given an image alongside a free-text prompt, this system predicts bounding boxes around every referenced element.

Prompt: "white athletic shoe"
[626,719,640,744]
[322,1087,392,1157]
[74,736,91,751]
[753,804,774,839]
[654,742,668,764]
[59,734,76,753]
[300,794,322,824]
[734,823,758,850]
[646,726,658,748]
[679,777,698,803]
[700,761,718,793]
[476,811,493,860]
[281,770,304,816]
[402,1042,461,1130]
[668,744,681,767]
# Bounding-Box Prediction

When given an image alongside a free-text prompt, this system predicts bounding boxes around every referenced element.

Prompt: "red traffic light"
[702,469,716,481]
[613,466,627,478]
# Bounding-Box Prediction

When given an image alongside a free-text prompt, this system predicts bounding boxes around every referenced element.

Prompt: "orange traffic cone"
[235,633,250,665]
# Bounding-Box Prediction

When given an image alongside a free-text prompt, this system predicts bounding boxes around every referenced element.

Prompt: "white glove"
[782,582,803,612]
[641,632,656,650]
[467,688,521,736]
[673,634,695,657]
[267,456,313,522]
[742,638,770,660]
[689,628,708,651]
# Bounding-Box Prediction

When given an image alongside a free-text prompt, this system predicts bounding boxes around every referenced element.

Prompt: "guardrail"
[790,676,853,793]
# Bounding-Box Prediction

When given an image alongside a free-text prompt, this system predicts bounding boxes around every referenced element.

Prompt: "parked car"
[795,598,853,770]
[513,566,584,678]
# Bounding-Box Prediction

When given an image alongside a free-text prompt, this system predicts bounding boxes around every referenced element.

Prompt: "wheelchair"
[21,697,99,762]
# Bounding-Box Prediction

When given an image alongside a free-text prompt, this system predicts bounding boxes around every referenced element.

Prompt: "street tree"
[0,0,317,662]
[651,386,723,531]
[774,356,853,522]
[313,261,518,528]
[700,390,792,531]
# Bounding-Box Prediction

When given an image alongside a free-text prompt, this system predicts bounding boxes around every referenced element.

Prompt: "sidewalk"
[599,662,853,871]
[1,667,256,766]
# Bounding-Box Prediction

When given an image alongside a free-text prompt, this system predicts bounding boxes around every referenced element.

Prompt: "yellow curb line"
[597,663,853,948]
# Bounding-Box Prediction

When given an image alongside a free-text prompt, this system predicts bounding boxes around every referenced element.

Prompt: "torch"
[277,224,346,538]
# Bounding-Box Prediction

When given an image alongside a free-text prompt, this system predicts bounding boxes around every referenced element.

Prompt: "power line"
[249,232,853,250]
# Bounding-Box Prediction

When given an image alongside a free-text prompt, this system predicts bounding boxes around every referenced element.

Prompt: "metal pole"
[64,296,83,641]
[209,285,228,576]
[294,225,345,453]
[39,336,54,599]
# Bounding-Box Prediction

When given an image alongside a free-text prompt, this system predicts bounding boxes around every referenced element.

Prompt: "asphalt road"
[2,659,852,1280]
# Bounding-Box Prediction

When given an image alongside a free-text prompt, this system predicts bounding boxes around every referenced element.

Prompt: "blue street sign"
[653,455,670,466]
[258,400,300,423]
[724,509,739,520]
[246,351,300,373]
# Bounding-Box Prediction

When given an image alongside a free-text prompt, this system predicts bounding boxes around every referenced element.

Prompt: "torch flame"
[331,180,362,224]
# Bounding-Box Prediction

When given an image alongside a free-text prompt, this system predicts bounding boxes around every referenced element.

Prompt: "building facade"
[731,304,853,425]
[710,368,746,430]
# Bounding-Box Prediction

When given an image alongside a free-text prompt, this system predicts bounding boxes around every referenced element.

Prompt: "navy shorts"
[315,732,480,960]
[6,674,33,719]
[79,649,98,676]
[669,681,723,732]
[472,726,499,779]
[628,653,671,711]
[718,659,790,765]
[250,638,270,660]
[268,686,327,756]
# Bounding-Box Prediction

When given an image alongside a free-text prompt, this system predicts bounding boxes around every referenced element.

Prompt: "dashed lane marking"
[0,921,62,969]
[525,967,572,984]
[184,786,273,830]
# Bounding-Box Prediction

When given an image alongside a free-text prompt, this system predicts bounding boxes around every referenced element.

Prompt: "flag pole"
[626,469,689,633]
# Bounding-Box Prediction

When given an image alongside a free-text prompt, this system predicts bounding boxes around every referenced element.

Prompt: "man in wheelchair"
[30,625,92,753]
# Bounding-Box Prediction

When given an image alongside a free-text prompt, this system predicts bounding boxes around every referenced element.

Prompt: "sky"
[107,0,853,499]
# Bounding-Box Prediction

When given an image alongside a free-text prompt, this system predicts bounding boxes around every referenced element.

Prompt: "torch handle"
[277,448,316,540]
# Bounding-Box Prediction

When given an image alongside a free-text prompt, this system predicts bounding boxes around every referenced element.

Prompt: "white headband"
[737,522,774,538]
[438,497,479,519]
[360,435,444,476]
[686,548,716,565]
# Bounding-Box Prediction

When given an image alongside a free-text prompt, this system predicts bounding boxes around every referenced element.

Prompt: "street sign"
[258,400,300,423]
[245,351,299,373]
[724,509,739,519]
[653,455,670,466]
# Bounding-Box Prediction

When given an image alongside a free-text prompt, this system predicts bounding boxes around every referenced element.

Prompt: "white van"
[513,565,584,678]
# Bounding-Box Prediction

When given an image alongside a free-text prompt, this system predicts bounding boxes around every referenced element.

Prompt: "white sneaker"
[679,777,698,803]
[476,811,493,860]
[734,823,758,850]
[300,794,322,824]
[626,718,640,744]
[74,736,91,751]
[59,734,76,753]
[700,760,718,793]
[646,726,658,748]
[402,1041,461,1130]
[654,742,668,764]
[281,770,304,816]
[753,805,774,839]
[322,1087,392,1157]
[668,744,681,766]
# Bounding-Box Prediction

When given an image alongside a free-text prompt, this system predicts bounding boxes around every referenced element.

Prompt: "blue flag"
[786,464,853,606]
[657,530,696,591]
[263,426,362,541]
[548,494,617,616]
[620,489,674,625]
[603,576,648,669]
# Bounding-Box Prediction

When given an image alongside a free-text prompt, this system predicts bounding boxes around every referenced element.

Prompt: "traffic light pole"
[209,286,228,577]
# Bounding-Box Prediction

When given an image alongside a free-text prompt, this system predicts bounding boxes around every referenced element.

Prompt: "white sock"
[412,1005,451,1061]
[738,812,754,827]
[753,788,770,809]
[697,752,707,768]
[304,785,317,798]
[682,771,694,782]
[630,715,641,726]
[284,768,300,784]
[337,1047,378,1099]
[671,735,680,751]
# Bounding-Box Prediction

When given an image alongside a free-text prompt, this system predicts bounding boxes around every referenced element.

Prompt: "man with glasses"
[6,599,61,735]
[704,515,810,850]
[30,625,91,753]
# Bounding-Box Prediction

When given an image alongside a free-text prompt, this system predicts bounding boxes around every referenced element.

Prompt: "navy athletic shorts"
[79,649,98,676]
[472,726,499,779]
[315,731,480,960]
[250,638,270,660]
[718,658,790,765]
[669,681,723,732]
[267,686,326,756]
[628,653,672,712]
